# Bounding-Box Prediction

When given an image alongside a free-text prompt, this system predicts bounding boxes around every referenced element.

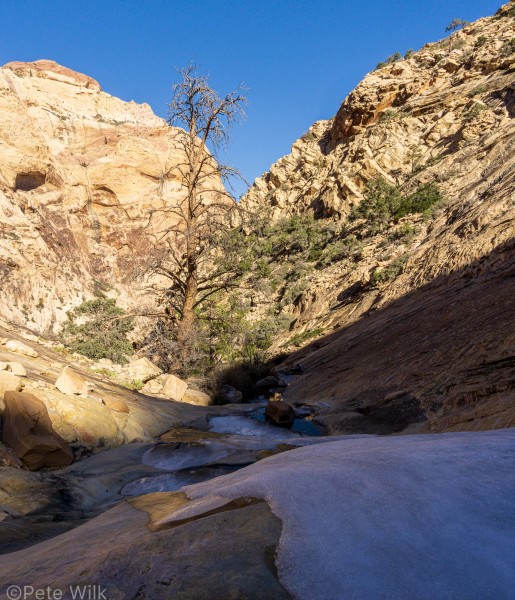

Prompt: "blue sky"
[0,0,502,197]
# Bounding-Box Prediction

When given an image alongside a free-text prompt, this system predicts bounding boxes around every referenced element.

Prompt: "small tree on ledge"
[445,18,469,32]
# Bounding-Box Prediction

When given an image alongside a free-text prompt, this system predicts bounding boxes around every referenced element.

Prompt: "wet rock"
[54,366,91,396]
[220,384,243,404]
[5,340,38,358]
[2,391,73,470]
[256,375,280,390]
[161,374,188,401]
[265,400,295,427]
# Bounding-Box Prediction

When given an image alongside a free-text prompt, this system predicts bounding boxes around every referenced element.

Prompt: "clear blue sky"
[0,0,502,197]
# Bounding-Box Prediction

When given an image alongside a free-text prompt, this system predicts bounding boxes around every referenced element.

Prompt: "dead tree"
[143,65,247,367]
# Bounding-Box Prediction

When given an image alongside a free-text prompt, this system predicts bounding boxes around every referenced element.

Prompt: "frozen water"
[142,441,233,471]
[162,429,515,600]
[142,430,305,472]
[121,465,239,496]
[209,415,302,439]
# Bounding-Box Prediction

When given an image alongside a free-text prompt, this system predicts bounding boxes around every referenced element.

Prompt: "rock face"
[0,59,212,331]
[242,6,515,434]
[2,390,73,469]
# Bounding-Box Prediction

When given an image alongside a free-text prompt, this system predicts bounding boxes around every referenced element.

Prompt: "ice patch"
[209,415,302,439]
[121,466,239,496]
[176,429,515,600]
[142,441,232,471]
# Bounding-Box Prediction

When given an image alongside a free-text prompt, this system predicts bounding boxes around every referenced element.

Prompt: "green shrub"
[286,328,324,348]
[318,234,363,267]
[445,18,469,32]
[394,183,443,219]
[388,223,417,243]
[60,298,134,364]
[92,368,118,379]
[379,109,407,123]
[474,36,488,47]
[404,49,414,59]
[369,255,408,288]
[468,85,489,97]
[464,103,487,122]
[350,179,403,235]
[301,131,316,142]
[376,52,402,70]
[350,179,443,236]
[123,379,143,390]
[500,38,515,56]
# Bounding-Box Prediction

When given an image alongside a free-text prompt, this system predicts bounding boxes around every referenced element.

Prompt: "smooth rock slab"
[0,495,290,599]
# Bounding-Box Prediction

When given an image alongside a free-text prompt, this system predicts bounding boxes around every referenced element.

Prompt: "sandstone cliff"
[243,5,515,433]
[0,60,190,331]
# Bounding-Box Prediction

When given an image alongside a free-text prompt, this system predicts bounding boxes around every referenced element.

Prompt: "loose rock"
[55,366,90,396]
[5,340,39,358]
[181,388,213,406]
[265,400,295,427]
[161,374,188,401]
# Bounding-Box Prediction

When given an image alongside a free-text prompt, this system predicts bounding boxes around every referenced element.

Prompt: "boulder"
[55,366,90,396]
[265,400,295,427]
[181,388,213,406]
[2,391,73,470]
[0,442,23,468]
[220,384,243,404]
[7,362,26,377]
[123,357,162,382]
[161,374,188,401]
[141,374,167,395]
[0,371,23,410]
[5,340,38,358]
[256,376,280,390]
[0,361,8,370]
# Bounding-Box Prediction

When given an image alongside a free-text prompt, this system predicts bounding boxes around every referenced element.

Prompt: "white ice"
[169,428,515,600]
[209,415,302,439]
[121,466,237,496]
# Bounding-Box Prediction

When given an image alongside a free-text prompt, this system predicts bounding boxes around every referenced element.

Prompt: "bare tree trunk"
[178,269,197,343]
